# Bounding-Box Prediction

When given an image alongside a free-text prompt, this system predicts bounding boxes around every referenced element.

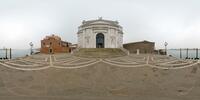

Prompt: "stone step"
[74,48,127,58]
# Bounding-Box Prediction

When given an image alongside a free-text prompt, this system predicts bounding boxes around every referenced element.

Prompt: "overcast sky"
[0,0,200,49]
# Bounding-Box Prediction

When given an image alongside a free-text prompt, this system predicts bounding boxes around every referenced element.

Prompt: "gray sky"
[0,0,200,49]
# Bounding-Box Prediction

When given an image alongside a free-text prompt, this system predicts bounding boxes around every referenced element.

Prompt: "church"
[40,34,71,54]
[77,17,123,48]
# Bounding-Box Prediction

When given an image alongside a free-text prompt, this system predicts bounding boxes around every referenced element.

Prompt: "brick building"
[40,34,71,54]
[123,40,155,54]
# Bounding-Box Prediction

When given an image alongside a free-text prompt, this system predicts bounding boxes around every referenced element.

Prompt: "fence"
[0,48,12,60]
[167,48,199,60]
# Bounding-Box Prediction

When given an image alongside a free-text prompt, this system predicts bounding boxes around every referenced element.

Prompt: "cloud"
[0,0,200,49]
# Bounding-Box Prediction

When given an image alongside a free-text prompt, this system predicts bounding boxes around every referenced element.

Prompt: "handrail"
[71,48,80,54]
[120,48,130,55]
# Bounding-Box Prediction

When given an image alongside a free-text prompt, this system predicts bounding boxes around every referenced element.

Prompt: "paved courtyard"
[0,54,200,100]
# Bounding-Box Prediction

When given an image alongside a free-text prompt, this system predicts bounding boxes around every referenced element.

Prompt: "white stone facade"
[77,18,123,48]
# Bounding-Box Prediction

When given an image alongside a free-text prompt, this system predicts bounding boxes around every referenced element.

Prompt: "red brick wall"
[40,37,70,54]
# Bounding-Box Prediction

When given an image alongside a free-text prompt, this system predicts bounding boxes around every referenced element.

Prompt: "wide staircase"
[74,48,127,58]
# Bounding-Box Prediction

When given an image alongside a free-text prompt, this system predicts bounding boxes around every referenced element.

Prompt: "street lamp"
[164,42,168,55]
[29,42,34,55]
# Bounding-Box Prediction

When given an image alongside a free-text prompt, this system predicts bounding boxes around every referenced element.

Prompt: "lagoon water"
[167,49,200,59]
[0,49,31,59]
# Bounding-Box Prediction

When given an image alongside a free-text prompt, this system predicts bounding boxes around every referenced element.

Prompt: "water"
[0,49,37,59]
[168,49,200,59]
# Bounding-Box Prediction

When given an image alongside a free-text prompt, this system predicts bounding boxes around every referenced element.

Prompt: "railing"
[0,48,12,60]
[120,47,130,56]
[71,48,80,54]
[167,48,199,60]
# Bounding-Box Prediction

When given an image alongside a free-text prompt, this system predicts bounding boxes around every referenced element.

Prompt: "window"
[50,42,52,45]
[43,43,45,46]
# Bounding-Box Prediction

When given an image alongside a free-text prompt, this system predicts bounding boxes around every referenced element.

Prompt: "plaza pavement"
[0,53,200,100]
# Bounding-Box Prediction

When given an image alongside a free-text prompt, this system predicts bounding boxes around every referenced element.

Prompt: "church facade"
[77,18,123,48]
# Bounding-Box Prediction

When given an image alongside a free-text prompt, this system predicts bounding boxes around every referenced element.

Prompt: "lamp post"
[164,42,168,55]
[29,42,34,55]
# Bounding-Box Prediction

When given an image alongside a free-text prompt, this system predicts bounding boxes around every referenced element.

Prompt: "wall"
[78,27,123,48]
[40,38,71,54]
[123,41,155,54]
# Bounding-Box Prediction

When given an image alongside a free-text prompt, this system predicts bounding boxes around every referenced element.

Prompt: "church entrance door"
[96,33,104,48]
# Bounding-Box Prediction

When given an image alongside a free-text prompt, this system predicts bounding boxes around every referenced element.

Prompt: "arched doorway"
[96,33,104,48]
[49,48,53,54]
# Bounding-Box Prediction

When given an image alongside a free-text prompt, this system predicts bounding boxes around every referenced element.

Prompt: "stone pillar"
[9,48,12,59]
[137,49,140,55]
[5,48,8,59]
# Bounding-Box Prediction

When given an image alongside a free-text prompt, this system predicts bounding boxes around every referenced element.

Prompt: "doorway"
[96,33,104,48]
[49,48,53,54]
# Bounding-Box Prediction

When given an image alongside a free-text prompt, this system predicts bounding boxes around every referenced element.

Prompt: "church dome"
[78,17,123,34]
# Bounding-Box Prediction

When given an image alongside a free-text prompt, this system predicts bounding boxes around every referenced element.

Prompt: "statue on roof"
[98,17,103,20]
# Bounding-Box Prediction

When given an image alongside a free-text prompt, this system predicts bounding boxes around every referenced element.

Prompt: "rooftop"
[79,17,121,28]
[43,34,61,40]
